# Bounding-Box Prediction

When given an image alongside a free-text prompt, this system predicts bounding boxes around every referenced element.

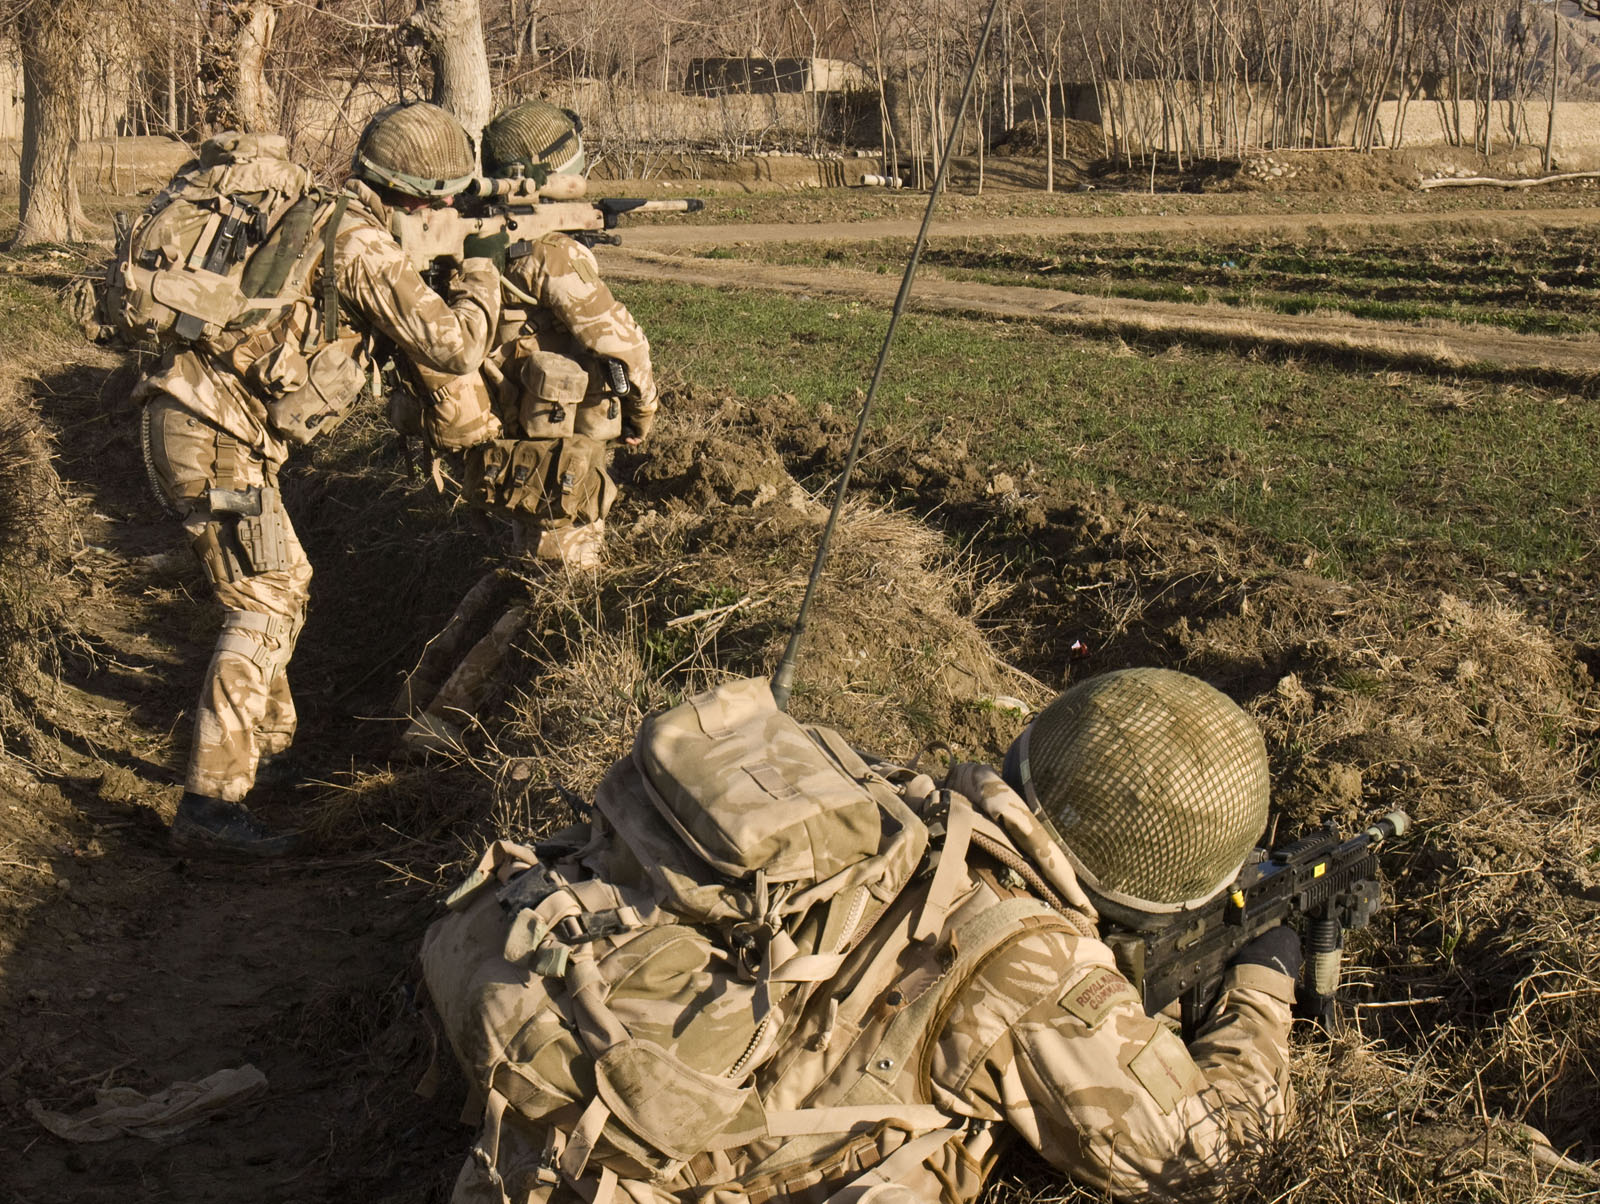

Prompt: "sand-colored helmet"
[483,100,586,179]
[1002,668,1269,921]
[353,102,476,198]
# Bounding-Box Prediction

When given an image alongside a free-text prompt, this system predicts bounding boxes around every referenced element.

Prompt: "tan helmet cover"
[483,100,586,178]
[1008,668,1269,916]
[354,102,476,198]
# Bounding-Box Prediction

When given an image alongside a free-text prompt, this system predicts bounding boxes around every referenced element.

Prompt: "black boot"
[169,792,300,860]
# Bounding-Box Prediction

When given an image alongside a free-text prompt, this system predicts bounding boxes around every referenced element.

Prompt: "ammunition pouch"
[513,346,584,438]
[264,342,366,444]
[465,438,556,513]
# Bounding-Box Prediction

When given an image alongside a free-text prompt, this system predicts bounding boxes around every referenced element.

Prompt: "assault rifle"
[389,172,703,275]
[1102,809,1411,1038]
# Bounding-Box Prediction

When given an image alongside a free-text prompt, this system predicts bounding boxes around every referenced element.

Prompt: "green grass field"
[719,228,1600,336]
[626,279,1600,589]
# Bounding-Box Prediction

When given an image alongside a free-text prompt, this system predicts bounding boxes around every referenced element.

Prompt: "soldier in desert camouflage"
[426,669,1299,1202]
[138,102,500,856]
[396,100,660,754]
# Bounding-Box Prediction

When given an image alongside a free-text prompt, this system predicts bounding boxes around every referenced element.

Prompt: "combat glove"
[1233,924,1302,980]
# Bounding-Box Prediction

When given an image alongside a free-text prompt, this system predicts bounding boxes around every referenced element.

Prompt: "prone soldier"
[423,669,1329,1201]
[125,103,501,856]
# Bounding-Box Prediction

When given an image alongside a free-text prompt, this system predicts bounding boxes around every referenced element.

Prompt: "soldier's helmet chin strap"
[769,0,1005,712]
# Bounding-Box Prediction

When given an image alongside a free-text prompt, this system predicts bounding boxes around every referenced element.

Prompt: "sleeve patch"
[1058,966,1138,1029]
[1128,1026,1205,1115]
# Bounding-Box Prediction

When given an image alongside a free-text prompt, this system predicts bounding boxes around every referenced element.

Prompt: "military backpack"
[103,132,367,444]
[423,677,1089,1203]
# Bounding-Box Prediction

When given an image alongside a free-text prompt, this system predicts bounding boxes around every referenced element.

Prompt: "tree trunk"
[1543,0,1560,171]
[202,1,281,134]
[406,0,494,149]
[15,1,90,246]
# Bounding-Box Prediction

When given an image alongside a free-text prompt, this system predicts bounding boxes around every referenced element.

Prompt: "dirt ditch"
[1,338,1597,1204]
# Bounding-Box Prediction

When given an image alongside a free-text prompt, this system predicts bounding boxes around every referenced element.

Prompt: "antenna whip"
[771,0,1006,711]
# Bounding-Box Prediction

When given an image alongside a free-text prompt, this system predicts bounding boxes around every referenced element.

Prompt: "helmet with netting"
[1002,668,1269,919]
[353,102,476,198]
[483,100,586,179]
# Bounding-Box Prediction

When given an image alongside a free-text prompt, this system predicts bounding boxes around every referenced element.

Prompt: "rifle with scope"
[1102,809,1411,1039]
[388,171,704,275]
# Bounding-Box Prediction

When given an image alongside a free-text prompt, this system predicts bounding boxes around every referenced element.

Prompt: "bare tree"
[406,0,494,146]
[202,0,282,133]
[9,0,94,245]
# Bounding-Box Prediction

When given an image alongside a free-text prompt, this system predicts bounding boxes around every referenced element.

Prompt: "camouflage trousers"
[143,396,310,802]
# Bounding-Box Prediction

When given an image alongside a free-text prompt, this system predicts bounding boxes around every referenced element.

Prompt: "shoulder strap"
[321,192,352,344]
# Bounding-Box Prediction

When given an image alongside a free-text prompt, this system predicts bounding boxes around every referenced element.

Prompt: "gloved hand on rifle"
[1232,925,1302,981]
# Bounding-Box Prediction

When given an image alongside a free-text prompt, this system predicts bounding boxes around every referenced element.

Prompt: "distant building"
[685,57,869,96]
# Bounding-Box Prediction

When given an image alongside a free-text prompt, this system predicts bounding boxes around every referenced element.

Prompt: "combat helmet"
[483,99,585,179]
[353,102,476,199]
[1003,668,1269,925]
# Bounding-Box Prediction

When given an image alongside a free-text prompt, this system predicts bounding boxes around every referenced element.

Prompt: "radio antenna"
[771,0,1005,711]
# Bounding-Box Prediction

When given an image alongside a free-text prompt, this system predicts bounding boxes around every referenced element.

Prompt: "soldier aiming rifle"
[391,100,683,753]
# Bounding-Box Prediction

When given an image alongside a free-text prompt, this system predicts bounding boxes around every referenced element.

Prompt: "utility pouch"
[425,371,500,452]
[233,485,292,574]
[265,342,366,444]
[573,396,623,442]
[245,342,311,398]
[515,347,585,439]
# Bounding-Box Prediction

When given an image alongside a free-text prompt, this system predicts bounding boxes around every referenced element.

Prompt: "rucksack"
[102,132,338,353]
[423,677,1089,1202]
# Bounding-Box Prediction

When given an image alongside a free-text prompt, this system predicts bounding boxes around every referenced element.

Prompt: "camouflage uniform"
[469,229,658,568]
[434,763,1293,1204]
[395,232,657,752]
[139,177,500,803]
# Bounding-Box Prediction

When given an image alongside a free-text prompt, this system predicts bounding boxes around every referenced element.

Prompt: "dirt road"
[620,205,1600,249]
[600,218,1600,385]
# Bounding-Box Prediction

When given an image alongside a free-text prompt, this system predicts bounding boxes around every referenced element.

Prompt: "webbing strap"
[821,1122,965,1204]
[221,610,292,640]
[214,432,242,492]
[914,794,974,943]
[769,952,847,983]
[320,193,351,344]
[763,1104,950,1138]
[869,894,1059,1090]
[557,1095,611,1183]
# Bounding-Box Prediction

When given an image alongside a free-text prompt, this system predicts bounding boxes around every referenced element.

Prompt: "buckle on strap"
[221,611,293,642]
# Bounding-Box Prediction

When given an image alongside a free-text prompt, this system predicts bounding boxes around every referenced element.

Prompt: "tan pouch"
[465,439,515,509]
[265,342,365,444]
[516,348,585,438]
[246,343,311,398]
[503,440,555,510]
[426,371,500,451]
[573,396,623,442]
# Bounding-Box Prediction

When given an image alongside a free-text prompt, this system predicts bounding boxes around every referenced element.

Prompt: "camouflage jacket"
[135,179,500,465]
[502,231,659,425]
[442,764,1294,1204]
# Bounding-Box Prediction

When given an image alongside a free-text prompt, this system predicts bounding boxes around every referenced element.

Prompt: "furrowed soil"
[3,182,1599,1203]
